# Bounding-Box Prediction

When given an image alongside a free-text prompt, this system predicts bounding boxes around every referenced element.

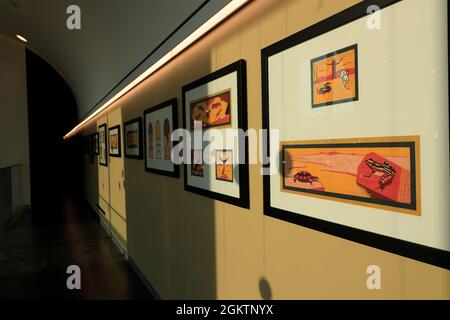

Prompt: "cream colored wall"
[107,108,127,247]
[83,0,450,299]
[0,35,30,207]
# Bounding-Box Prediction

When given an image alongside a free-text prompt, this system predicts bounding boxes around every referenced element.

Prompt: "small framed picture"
[124,117,143,159]
[98,124,108,166]
[215,150,233,182]
[191,150,204,177]
[93,133,99,155]
[108,125,121,157]
[311,44,359,108]
[143,98,179,177]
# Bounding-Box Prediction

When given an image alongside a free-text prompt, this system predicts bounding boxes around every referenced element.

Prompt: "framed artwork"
[261,0,449,269]
[143,98,179,177]
[190,89,231,129]
[311,44,358,108]
[182,59,249,209]
[108,125,121,157]
[191,150,204,177]
[98,124,108,166]
[215,150,233,182]
[124,117,143,159]
[93,133,99,155]
[281,137,420,215]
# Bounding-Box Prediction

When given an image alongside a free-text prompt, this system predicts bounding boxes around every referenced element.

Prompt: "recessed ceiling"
[0,0,230,119]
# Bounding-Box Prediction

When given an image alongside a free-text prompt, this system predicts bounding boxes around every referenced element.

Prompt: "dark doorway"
[26,50,81,217]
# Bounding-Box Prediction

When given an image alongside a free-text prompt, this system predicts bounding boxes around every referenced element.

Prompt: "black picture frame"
[98,124,108,167]
[108,125,121,158]
[182,59,249,209]
[310,43,359,108]
[124,117,143,160]
[93,133,99,155]
[261,0,449,269]
[143,98,179,178]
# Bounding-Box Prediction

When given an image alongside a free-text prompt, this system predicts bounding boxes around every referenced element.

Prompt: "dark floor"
[0,190,153,300]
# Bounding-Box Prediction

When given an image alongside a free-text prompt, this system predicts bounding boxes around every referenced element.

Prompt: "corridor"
[0,190,152,300]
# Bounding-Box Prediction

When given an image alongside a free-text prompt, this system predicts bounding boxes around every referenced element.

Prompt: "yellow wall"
[82,0,450,299]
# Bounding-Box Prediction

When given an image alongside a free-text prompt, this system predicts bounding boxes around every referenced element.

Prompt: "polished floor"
[0,191,153,300]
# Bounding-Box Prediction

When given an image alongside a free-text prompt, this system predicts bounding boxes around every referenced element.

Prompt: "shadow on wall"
[124,80,217,299]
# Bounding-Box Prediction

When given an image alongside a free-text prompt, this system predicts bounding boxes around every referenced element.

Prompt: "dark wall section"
[26,49,82,217]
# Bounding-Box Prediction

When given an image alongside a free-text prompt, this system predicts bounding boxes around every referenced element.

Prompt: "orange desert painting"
[311,44,358,108]
[282,137,419,214]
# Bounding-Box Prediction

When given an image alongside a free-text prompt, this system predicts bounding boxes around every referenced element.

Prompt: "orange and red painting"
[190,90,231,129]
[191,150,204,177]
[311,44,358,108]
[215,150,233,182]
[281,137,420,215]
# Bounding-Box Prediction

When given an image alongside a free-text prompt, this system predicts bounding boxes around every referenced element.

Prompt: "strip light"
[16,34,28,43]
[64,0,250,140]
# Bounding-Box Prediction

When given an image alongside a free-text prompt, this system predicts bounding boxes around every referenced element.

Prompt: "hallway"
[0,190,153,300]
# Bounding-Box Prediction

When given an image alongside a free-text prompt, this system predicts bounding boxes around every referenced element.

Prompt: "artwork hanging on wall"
[124,117,143,159]
[215,150,233,182]
[191,150,204,177]
[93,133,99,155]
[143,98,179,177]
[311,44,358,108]
[109,125,121,157]
[190,90,232,129]
[281,137,420,215]
[182,59,249,209]
[98,124,108,166]
[88,135,94,164]
[261,0,449,269]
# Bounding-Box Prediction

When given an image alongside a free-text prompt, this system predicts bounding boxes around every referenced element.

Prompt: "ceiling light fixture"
[16,34,28,43]
[64,0,250,140]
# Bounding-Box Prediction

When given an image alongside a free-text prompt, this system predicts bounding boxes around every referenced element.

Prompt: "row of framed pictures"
[87,60,249,208]
[83,0,449,269]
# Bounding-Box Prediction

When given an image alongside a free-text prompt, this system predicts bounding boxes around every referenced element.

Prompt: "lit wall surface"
[81,0,450,299]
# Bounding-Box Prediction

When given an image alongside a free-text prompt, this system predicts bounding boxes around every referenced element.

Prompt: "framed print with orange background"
[108,125,121,157]
[311,44,358,108]
[261,0,449,269]
[124,117,143,159]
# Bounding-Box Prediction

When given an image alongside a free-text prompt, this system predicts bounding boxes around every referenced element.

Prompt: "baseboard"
[128,257,162,300]
[111,228,128,258]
